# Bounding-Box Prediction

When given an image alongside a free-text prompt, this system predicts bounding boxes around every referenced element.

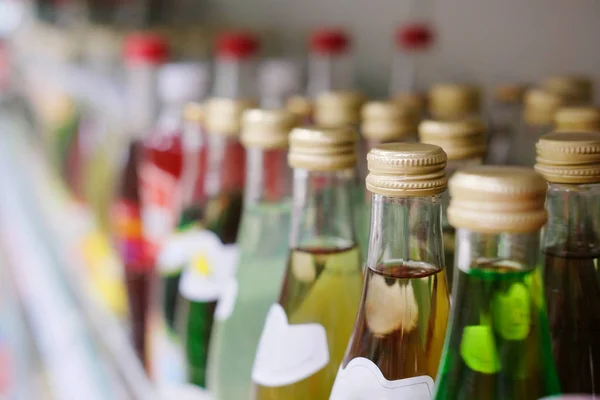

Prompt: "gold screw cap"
[542,75,593,105]
[184,102,205,123]
[523,88,564,126]
[314,91,364,127]
[554,106,600,132]
[448,166,547,234]
[392,92,428,114]
[494,83,527,104]
[361,101,419,142]
[288,125,357,171]
[419,118,487,161]
[366,143,447,197]
[241,109,297,149]
[535,131,600,184]
[428,83,481,120]
[204,98,255,136]
[286,95,313,121]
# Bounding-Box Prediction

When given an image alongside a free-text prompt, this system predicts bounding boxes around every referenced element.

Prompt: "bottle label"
[157,230,198,276]
[252,303,329,387]
[111,199,152,272]
[140,163,181,259]
[330,357,434,399]
[178,229,239,303]
[214,278,238,321]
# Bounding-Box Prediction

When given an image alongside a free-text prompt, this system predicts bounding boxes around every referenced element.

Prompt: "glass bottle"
[487,83,526,165]
[434,166,561,400]
[554,106,600,132]
[356,101,419,264]
[506,88,564,167]
[252,125,364,399]
[111,32,167,366]
[140,62,209,263]
[174,98,251,389]
[206,108,297,400]
[211,31,259,100]
[542,75,593,106]
[428,83,482,121]
[330,143,450,399]
[418,118,487,293]
[535,131,600,395]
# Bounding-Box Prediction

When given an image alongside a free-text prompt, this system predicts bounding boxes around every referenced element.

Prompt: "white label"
[214,278,238,321]
[252,304,329,387]
[157,230,200,274]
[330,357,434,400]
[178,230,239,302]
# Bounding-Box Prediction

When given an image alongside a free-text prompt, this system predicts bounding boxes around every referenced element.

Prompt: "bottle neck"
[367,193,444,269]
[244,146,291,205]
[543,182,600,255]
[125,63,160,138]
[389,51,423,96]
[306,53,353,98]
[156,102,186,133]
[290,168,357,250]
[212,58,257,99]
[203,134,246,198]
[454,228,541,274]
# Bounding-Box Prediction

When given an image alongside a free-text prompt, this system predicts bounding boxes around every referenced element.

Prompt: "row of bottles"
[69,27,600,400]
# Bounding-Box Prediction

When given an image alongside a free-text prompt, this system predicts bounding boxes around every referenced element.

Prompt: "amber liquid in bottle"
[544,246,600,394]
[343,262,449,379]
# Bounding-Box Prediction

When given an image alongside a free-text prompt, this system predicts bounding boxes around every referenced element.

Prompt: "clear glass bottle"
[111,32,167,366]
[252,125,364,399]
[418,118,487,293]
[330,143,450,399]
[211,31,259,100]
[554,106,600,132]
[542,75,593,106]
[535,132,600,395]
[206,108,297,400]
[506,88,564,167]
[433,166,561,400]
[487,83,526,165]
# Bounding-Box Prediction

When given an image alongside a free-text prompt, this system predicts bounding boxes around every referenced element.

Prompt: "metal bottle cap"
[419,118,487,161]
[361,101,418,142]
[241,109,297,149]
[288,125,357,171]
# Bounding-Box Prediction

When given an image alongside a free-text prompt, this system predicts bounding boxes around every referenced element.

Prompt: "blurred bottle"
[259,59,302,109]
[212,31,260,100]
[390,23,435,116]
[330,143,450,399]
[356,101,419,264]
[542,75,594,106]
[140,62,209,264]
[419,118,487,293]
[428,83,482,121]
[434,166,560,400]
[554,106,600,132]
[111,32,168,366]
[176,98,251,389]
[207,108,297,400]
[506,88,564,166]
[252,126,363,399]
[487,83,527,164]
[535,132,600,395]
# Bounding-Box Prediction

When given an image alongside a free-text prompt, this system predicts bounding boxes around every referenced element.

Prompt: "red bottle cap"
[123,32,169,64]
[310,28,350,55]
[216,31,260,60]
[396,23,435,51]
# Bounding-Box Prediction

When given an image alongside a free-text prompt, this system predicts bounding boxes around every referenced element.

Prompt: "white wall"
[204,0,600,99]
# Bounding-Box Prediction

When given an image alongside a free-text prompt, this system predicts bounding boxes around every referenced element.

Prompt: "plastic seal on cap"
[428,83,481,120]
[314,91,364,127]
[448,166,548,234]
[361,101,418,142]
[124,32,168,64]
[419,118,487,161]
[184,102,205,122]
[287,95,313,121]
[542,75,593,105]
[241,109,297,149]
[216,31,259,60]
[158,62,210,104]
[366,143,447,197]
[204,98,255,136]
[523,88,564,127]
[494,83,527,104]
[288,125,357,171]
[554,106,600,132]
[310,28,350,55]
[535,131,600,184]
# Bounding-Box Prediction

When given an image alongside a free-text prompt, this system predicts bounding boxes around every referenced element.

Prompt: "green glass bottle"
[252,125,364,399]
[206,108,297,399]
[434,166,561,400]
[418,118,486,293]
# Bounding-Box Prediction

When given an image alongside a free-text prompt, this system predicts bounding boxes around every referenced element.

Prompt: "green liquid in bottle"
[434,261,560,400]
